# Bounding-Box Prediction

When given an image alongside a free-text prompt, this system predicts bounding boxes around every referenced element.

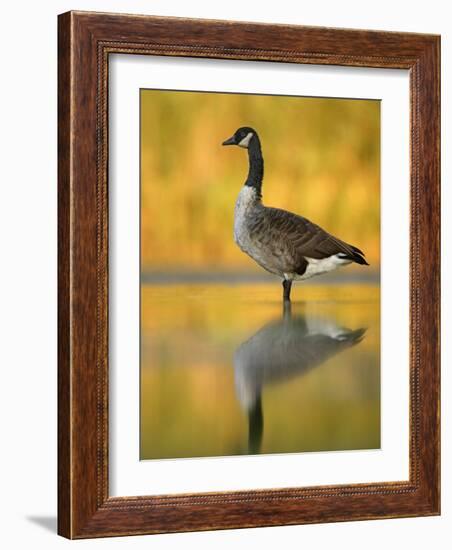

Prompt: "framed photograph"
[58,11,440,538]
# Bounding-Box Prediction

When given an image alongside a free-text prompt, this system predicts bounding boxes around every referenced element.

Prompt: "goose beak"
[222,135,236,146]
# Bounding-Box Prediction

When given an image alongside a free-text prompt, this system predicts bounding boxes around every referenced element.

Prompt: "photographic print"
[140,89,380,460]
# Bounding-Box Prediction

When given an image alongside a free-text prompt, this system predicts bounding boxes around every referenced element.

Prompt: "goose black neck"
[245,136,264,199]
[248,395,263,454]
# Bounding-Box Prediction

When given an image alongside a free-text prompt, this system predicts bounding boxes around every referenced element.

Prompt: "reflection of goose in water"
[234,302,366,454]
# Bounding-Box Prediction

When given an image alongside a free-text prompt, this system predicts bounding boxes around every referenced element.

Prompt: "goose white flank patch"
[222,126,369,301]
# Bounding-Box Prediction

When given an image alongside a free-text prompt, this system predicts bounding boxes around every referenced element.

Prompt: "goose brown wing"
[261,207,369,270]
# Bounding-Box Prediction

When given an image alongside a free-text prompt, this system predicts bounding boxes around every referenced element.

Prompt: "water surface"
[140,284,380,460]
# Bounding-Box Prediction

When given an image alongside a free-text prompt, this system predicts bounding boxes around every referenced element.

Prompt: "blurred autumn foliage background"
[141,90,380,274]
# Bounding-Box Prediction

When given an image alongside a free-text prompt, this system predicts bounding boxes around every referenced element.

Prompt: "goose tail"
[341,244,369,266]
[350,250,369,266]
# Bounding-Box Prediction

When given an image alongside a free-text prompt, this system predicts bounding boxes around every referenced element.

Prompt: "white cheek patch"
[238,132,254,148]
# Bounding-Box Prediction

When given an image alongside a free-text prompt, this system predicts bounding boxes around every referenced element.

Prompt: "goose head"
[222,126,257,149]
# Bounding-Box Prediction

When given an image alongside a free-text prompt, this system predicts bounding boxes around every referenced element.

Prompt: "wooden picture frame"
[58,10,440,539]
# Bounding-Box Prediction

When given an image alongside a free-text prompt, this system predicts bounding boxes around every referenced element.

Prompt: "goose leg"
[282,279,292,301]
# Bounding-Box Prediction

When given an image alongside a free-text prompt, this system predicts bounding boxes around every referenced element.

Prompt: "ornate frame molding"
[58,11,440,538]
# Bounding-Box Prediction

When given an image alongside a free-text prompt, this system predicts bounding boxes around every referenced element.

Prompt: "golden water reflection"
[140,284,380,460]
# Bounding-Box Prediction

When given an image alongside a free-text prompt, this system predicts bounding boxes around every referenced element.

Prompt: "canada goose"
[222,127,369,301]
[234,301,366,454]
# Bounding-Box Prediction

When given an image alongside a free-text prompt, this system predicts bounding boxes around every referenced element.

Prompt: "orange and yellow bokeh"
[141,90,380,273]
